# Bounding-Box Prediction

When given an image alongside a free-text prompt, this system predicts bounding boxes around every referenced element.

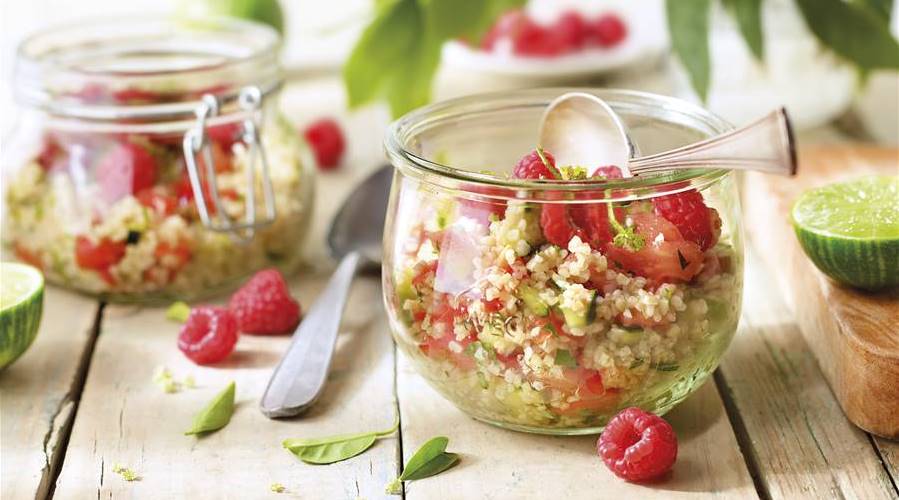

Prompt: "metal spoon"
[538,92,797,177]
[260,165,393,418]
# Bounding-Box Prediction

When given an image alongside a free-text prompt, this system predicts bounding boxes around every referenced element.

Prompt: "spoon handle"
[629,108,797,176]
[260,251,361,418]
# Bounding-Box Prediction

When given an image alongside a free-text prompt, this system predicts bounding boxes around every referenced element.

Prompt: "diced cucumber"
[518,285,549,317]
[554,349,577,368]
[617,327,644,346]
[558,290,597,328]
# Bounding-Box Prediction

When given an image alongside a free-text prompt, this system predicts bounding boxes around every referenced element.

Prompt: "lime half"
[0,263,44,369]
[791,176,899,290]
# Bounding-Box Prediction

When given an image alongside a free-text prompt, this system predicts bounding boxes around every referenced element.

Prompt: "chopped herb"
[270,483,287,493]
[606,194,645,251]
[125,230,141,245]
[535,147,562,179]
[629,358,645,369]
[386,437,460,495]
[677,249,689,270]
[112,464,141,482]
[544,323,559,337]
[558,165,588,180]
[652,362,680,372]
[166,301,191,323]
[554,349,578,368]
[477,371,489,389]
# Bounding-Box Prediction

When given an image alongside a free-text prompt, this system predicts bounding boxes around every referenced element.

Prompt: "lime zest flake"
[152,366,197,394]
[535,147,563,179]
[166,301,191,323]
[270,483,287,493]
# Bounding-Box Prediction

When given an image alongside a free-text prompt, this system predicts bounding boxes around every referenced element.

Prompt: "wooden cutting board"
[743,144,899,439]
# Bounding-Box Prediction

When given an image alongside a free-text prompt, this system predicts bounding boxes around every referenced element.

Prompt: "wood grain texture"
[717,250,898,499]
[0,287,100,500]
[395,353,757,500]
[743,145,899,438]
[52,276,399,500]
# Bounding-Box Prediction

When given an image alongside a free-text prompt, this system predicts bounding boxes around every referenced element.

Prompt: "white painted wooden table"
[3,75,898,500]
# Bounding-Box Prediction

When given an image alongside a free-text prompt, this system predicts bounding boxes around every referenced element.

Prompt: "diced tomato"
[483,298,505,313]
[37,137,63,171]
[207,123,241,151]
[136,189,178,216]
[604,212,703,283]
[155,241,192,269]
[112,87,162,104]
[75,236,126,272]
[419,332,476,370]
[14,243,43,269]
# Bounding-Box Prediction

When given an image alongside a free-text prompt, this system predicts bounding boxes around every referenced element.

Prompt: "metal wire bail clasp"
[182,86,277,240]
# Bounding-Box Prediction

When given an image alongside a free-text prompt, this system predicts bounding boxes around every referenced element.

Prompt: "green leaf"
[554,349,577,368]
[666,0,713,101]
[722,0,764,60]
[165,301,191,323]
[795,0,899,70]
[344,0,525,117]
[387,436,460,492]
[282,419,398,465]
[855,0,894,23]
[185,381,235,436]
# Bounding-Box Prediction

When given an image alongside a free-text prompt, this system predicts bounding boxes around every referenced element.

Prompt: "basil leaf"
[184,381,235,436]
[554,349,577,368]
[795,0,899,70]
[166,301,191,323]
[666,0,713,102]
[283,419,399,465]
[283,432,378,464]
[399,436,459,481]
[722,0,764,60]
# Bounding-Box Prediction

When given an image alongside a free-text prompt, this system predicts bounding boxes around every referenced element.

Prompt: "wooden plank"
[52,275,399,499]
[873,437,899,490]
[0,287,101,500]
[715,249,898,499]
[743,145,899,438]
[396,353,757,500]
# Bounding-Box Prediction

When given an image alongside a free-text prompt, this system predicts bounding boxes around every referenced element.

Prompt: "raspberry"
[597,407,677,482]
[303,118,345,170]
[592,165,623,179]
[513,150,557,180]
[228,269,301,335]
[95,141,158,203]
[178,306,239,365]
[481,10,528,50]
[651,190,720,250]
[552,11,588,51]
[459,185,507,223]
[590,13,628,47]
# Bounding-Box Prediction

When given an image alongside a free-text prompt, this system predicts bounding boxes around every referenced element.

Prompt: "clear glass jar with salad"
[2,17,314,302]
[383,89,744,434]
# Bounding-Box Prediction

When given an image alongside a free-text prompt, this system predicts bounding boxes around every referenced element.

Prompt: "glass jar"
[2,17,314,302]
[383,89,744,434]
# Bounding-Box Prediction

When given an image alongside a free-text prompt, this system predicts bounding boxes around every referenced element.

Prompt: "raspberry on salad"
[228,269,301,335]
[513,149,558,180]
[597,407,678,482]
[177,306,239,365]
[303,118,345,170]
[652,190,721,251]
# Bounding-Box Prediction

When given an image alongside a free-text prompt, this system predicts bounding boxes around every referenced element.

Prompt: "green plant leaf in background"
[795,0,899,70]
[722,0,765,61]
[666,0,713,102]
[176,0,284,33]
[184,381,235,436]
[855,0,895,23]
[344,0,526,117]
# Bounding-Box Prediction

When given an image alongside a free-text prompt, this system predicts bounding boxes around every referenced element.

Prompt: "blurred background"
[2,0,897,166]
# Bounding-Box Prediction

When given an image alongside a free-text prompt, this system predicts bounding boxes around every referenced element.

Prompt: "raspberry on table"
[228,269,301,335]
[178,306,239,365]
[597,407,678,482]
[303,118,345,170]
[590,13,628,47]
[652,190,721,250]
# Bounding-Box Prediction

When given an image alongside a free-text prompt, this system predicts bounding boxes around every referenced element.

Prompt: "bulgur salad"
[385,150,741,432]
[3,88,312,301]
